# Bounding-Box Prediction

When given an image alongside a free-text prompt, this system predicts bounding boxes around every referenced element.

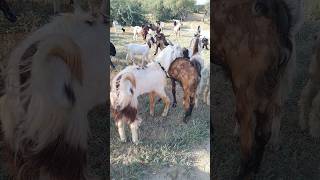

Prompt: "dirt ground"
[213,21,320,179]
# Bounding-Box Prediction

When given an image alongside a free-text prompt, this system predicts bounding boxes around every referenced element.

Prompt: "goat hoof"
[120,139,127,143]
[150,111,154,116]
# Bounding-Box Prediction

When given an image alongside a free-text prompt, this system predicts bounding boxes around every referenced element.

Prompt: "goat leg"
[183,96,194,123]
[171,79,177,107]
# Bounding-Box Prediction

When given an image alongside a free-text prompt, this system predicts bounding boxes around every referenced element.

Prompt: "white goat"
[132,26,142,40]
[110,44,184,144]
[173,20,182,37]
[0,4,107,180]
[126,40,152,66]
[112,20,124,33]
[160,21,165,31]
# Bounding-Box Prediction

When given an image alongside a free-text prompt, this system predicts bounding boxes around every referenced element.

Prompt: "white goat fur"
[110,45,184,144]
[196,66,210,107]
[132,26,142,40]
[0,9,107,179]
[126,42,151,65]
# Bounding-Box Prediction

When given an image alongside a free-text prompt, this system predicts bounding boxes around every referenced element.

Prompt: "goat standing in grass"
[168,38,203,122]
[126,39,153,66]
[299,31,320,137]
[173,20,182,37]
[132,26,142,40]
[110,45,184,144]
[0,1,108,179]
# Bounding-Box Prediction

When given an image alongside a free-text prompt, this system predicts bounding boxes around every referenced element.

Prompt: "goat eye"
[130,88,134,95]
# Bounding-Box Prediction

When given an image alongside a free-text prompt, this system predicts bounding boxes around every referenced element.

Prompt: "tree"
[163,0,195,20]
[110,0,148,26]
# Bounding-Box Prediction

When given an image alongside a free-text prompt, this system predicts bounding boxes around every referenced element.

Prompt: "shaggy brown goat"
[212,0,303,179]
[299,32,320,137]
[168,39,202,122]
[168,58,200,122]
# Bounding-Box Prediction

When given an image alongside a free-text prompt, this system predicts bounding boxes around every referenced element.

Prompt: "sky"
[196,0,209,5]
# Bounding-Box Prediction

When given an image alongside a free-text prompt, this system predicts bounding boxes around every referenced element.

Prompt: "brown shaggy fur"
[111,105,137,124]
[213,0,300,179]
[299,32,320,137]
[168,57,199,122]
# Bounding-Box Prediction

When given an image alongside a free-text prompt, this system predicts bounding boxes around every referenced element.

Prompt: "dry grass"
[110,14,210,179]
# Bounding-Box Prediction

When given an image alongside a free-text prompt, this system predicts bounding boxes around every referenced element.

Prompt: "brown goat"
[168,39,202,122]
[212,0,302,179]
[168,57,200,122]
[153,33,171,55]
[299,32,320,137]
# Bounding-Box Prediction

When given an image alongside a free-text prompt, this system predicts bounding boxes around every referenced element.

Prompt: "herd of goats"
[109,18,210,144]
[1,0,320,179]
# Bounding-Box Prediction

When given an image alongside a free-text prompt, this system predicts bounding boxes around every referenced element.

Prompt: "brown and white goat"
[299,32,320,137]
[0,2,107,179]
[212,0,303,179]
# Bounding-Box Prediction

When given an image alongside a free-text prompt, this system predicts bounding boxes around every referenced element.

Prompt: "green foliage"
[134,0,196,21]
[110,0,148,26]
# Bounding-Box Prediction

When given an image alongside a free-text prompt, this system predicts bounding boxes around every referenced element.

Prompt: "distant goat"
[126,39,153,66]
[113,20,124,33]
[132,26,143,40]
[173,20,182,37]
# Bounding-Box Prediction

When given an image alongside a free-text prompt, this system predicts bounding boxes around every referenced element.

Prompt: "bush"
[110,0,148,26]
